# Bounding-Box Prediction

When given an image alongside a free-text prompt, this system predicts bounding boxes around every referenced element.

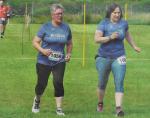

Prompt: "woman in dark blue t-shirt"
[31,4,73,116]
[94,3,141,117]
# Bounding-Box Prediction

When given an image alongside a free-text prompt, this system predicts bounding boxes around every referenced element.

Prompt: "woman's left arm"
[125,31,141,53]
[65,40,73,62]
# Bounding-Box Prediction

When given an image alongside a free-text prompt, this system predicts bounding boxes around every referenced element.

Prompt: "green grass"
[0,24,150,118]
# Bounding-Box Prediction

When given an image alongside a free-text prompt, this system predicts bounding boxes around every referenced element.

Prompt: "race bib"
[117,55,126,65]
[1,18,6,21]
[48,50,63,61]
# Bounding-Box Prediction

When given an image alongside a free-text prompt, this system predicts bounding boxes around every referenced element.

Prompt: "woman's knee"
[35,83,47,95]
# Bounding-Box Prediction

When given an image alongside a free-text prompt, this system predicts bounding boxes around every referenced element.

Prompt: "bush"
[64,14,82,24]
[64,13,102,24]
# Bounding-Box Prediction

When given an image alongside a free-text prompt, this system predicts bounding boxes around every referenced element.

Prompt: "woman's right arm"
[94,30,118,44]
[32,36,51,56]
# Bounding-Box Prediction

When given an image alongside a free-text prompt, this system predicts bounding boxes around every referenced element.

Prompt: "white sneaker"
[32,97,40,113]
[56,108,65,116]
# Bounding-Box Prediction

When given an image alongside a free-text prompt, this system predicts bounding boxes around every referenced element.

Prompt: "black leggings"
[35,62,66,97]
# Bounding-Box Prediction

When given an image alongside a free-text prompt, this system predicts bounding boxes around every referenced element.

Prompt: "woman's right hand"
[33,36,52,57]
[110,32,119,40]
[41,49,52,56]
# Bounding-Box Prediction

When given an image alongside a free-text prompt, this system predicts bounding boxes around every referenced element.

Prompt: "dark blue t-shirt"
[36,22,72,66]
[97,18,128,59]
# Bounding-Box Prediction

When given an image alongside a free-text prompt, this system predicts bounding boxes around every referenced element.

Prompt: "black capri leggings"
[35,62,66,97]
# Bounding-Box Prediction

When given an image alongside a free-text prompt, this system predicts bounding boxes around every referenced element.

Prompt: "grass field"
[0,24,150,118]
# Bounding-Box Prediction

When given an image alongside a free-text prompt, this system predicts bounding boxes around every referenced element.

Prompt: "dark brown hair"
[105,3,123,19]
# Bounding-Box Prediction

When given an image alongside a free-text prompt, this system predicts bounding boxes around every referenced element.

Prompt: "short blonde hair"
[50,4,64,14]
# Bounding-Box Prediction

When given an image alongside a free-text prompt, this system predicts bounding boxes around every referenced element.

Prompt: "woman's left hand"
[65,53,71,62]
[134,46,141,53]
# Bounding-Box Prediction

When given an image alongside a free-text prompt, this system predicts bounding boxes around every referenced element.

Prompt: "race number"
[117,55,126,65]
[48,50,63,61]
[1,18,6,21]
